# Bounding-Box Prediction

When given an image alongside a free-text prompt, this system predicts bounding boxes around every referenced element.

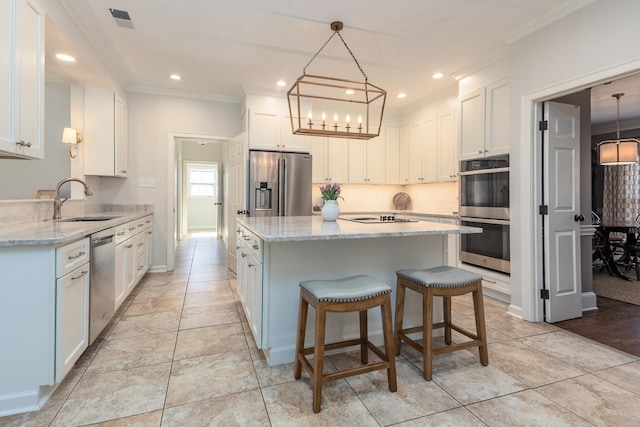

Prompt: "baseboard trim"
[148,265,168,273]
[508,304,523,319]
[582,291,598,312]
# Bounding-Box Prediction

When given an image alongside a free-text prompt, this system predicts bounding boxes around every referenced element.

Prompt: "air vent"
[109,8,135,29]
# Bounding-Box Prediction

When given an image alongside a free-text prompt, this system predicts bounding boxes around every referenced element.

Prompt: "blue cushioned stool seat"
[294,275,397,413]
[394,266,489,381]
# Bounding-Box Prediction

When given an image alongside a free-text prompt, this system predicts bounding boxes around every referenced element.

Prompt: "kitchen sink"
[59,216,120,222]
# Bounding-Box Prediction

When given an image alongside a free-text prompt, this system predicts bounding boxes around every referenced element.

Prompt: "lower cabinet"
[114,216,153,311]
[55,263,90,382]
[236,225,263,346]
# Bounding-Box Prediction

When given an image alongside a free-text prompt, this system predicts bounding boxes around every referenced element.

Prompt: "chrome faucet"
[53,178,93,220]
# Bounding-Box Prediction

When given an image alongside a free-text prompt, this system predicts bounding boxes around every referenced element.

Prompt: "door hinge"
[539,205,548,215]
[539,120,548,131]
[540,289,550,300]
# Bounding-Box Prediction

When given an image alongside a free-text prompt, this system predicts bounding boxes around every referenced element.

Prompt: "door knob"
[574,214,585,222]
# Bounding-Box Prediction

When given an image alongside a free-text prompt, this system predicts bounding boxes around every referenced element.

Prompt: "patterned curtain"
[602,163,640,224]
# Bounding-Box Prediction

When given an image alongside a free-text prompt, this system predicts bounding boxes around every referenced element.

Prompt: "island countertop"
[238,215,481,243]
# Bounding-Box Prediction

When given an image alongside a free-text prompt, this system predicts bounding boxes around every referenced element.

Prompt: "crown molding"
[127,84,241,104]
[592,117,640,136]
[451,51,510,82]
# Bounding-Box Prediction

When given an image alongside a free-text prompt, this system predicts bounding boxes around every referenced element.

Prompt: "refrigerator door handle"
[278,157,285,216]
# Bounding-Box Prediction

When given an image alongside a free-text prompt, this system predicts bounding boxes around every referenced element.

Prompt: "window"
[189,166,217,198]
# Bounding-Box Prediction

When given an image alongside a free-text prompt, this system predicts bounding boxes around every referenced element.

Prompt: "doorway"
[182,161,221,236]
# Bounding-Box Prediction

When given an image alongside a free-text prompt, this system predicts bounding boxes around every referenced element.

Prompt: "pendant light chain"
[302,26,368,81]
[615,94,621,141]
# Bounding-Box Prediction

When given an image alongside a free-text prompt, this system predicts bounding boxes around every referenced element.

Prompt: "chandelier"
[598,93,640,165]
[287,21,386,140]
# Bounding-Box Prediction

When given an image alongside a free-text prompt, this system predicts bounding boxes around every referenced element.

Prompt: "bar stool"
[294,275,397,413]
[395,266,489,381]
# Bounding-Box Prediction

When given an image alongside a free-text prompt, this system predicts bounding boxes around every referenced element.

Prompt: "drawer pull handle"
[117,231,126,236]
[16,140,32,147]
[241,253,247,258]
[236,246,241,249]
[126,244,133,248]
[483,279,497,284]
[145,220,151,223]
[138,242,144,247]
[243,237,251,240]
[252,245,259,250]
[71,270,88,280]
[129,227,137,231]
[248,263,254,268]
[147,231,152,235]
[138,224,143,227]
[137,266,144,271]
[68,251,85,260]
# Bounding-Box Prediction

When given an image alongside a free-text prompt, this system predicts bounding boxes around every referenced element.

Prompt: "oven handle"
[460,217,510,226]
[459,167,510,176]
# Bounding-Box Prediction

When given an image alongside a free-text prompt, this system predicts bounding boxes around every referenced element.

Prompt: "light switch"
[139,178,156,188]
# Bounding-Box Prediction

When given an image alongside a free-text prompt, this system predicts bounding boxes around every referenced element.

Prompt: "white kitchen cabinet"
[398,125,410,184]
[408,118,437,183]
[459,78,510,160]
[348,135,386,184]
[84,88,128,177]
[437,110,458,182]
[281,114,311,152]
[311,137,348,184]
[384,127,400,184]
[114,215,153,311]
[115,240,127,309]
[0,0,44,159]
[236,225,263,346]
[134,233,147,282]
[438,217,459,267]
[248,109,310,153]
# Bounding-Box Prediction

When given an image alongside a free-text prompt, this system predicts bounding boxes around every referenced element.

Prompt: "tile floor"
[2,235,640,426]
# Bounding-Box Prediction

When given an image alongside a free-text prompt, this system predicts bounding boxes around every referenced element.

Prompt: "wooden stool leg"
[423,287,434,381]
[294,294,308,380]
[394,278,406,356]
[359,310,368,364]
[472,284,489,366]
[381,294,397,392]
[312,304,327,413]
[443,295,452,345]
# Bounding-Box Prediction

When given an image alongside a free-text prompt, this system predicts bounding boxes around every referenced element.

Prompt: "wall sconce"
[62,127,83,158]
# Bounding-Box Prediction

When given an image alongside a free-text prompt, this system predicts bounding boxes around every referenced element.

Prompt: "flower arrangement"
[319,183,343,201]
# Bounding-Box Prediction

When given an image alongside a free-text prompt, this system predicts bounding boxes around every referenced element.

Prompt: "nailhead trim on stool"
[394,266,489,381]
[294,275,397,413]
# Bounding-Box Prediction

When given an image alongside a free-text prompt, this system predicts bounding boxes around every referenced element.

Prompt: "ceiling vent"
[109,8,135,29]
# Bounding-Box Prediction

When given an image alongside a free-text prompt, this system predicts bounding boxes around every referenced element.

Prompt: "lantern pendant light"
[598,93,640,165]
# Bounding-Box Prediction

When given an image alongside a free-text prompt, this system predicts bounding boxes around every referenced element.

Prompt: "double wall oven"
[459,155,510,274]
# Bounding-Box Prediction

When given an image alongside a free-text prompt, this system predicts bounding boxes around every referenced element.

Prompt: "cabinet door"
[399,125,410,184]
[281,115,310,153]
[311,138,328,183]
[348,139,367,183]
[366,136,386,184]
[114,94,128,177]
[437,110,457,182]
[485,78,510,156]
[326,138,349,183]
[459,88,486,160]
[115,242,127,310]
[0,0,12,152]
[422,118,437,182]
[84,88,116,176]
[246,253,262,347]
[385,127,400,184]
[124,240,136,295]
[249,111,279,151]
[56,264,90,382]
[439,218,459,267]
[145,229,153,270]
[236,248,248,306]
[134,233,146,282]
[408,123,424,183]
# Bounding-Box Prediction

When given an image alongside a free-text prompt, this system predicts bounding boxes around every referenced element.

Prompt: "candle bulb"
[321,112,326,130]
[307,111,313,129]
[357,115,363,133]
[345,114,351,132]
[333,113,339,131]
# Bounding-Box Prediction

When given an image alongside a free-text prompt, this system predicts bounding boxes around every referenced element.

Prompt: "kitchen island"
[236,215,481,366]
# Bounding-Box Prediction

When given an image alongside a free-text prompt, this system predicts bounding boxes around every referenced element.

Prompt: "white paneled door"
[543,101,582,322]
[185,162,219,231]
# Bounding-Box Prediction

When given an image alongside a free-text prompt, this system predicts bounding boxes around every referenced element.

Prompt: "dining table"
[599,221,640,281]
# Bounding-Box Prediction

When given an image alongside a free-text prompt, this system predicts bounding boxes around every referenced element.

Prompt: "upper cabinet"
[437,110,457,182]
[84,87,128,177]
[248,108,310,153]
[348,133,386,184]
[459,78,510,160]
[0,0,44,159]
[311,137,348,184]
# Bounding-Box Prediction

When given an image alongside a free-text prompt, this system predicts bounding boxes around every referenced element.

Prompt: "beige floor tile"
[179,302,240,330]
[394,407,486,426]
[237,301,248,323]
[331,353,460,426]
[468,389,593,426]
[51,363,171,426]
[143,276,188,287]
[262,378,379,425]
[250,347,338,388]
[186,280,230,294]
[174,323,247,360]
[483,310,559,338]
[242,321,257,348]
[189,264,229,275]
[537,374,640,426]
[521,331,636,372]
[165,351,258,407]
[183,289,235,309]
[88,331,177,373]
[451,312,514,343]
[188,270,230,282]
[109,310,181,339]
[478,339,585,387]
[76,337,107,368]
[593,361,640,395]
[135,283,187,299]
[86,410,163,426]
[161,389,270,426]
[124,295,185,317]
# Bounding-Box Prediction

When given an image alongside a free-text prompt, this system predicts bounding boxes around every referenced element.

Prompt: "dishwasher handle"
[92,234,114,247]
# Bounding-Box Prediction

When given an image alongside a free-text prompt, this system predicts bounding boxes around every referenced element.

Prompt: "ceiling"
[47,0,639,123]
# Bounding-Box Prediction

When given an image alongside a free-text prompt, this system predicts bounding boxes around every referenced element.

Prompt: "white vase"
[321,200,340,221]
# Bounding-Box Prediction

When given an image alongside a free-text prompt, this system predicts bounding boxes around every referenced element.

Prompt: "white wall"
[98,92,241,269]
[509,0,640,319]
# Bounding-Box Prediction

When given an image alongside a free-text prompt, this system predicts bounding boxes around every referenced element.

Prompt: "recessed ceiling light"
[432,72,444,79]
[276,80,286,87]
[170,74,182,80]
[56,53,76,62]
[345,89,355,95]
[396,93,407,99]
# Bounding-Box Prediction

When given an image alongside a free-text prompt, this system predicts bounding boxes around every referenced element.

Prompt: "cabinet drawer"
[239,225,263,261]
[56,238,90,278]
[115,224,128,245]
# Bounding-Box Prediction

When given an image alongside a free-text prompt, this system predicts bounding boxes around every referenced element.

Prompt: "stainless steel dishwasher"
[90,228,116,344]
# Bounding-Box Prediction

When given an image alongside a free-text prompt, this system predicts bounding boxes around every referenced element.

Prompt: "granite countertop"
[239,215,480,243]
[0,211,153,247]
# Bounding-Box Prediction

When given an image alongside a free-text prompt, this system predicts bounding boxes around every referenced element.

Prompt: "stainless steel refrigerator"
[248,150,312,217]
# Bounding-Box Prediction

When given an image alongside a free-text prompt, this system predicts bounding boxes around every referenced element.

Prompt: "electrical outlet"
[138,178,156,188]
